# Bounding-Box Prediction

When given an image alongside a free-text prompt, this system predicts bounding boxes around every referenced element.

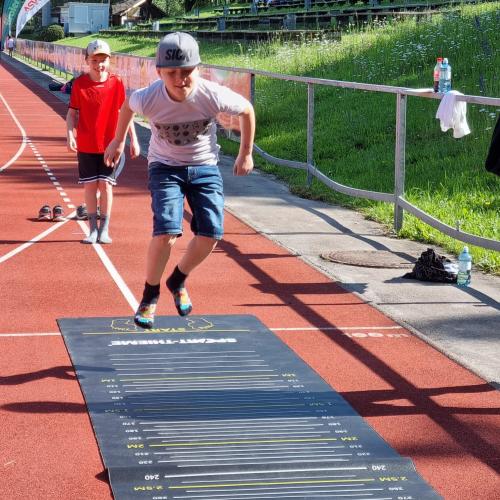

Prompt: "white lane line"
[1,218,138,313]
[0,214,75,264]
[0,326,404,338]
[76,220,139,312]
[0,88,139,312]
[0,92,28,172]
[0,333,61,337]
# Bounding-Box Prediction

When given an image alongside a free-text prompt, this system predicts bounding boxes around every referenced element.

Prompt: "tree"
[184,0,196,13]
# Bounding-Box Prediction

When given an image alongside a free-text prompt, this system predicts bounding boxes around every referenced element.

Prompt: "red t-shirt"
[69,73,125,153]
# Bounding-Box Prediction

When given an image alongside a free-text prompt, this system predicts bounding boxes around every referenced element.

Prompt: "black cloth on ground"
[402,248,457,283]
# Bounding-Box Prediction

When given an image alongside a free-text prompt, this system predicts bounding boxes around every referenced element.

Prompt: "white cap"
[86,39,111,57]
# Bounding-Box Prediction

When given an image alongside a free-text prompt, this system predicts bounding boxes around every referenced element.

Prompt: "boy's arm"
[104,97,135,166]
[66,108,78,152]
[127,119,140,159]
[233,105,255,176]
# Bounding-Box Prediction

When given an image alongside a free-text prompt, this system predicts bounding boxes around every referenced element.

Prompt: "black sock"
[166,266,188,292]
[142,282,160,304]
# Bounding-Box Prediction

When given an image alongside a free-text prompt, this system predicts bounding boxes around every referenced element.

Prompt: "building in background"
[111,0,165,27]
[59,2,110,34]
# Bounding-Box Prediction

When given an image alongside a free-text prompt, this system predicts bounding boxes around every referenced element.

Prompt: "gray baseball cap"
[156,32,201,68]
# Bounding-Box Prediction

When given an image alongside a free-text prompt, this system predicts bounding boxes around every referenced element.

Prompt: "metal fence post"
[307,83,314,186]
[394,92,407,232]
[250,73,255,105]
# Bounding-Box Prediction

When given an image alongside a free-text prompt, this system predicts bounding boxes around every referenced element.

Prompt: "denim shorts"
[148,162,224,239]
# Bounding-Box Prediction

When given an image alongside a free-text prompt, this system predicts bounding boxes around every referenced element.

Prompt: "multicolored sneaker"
[52,205,64,222]
[37,205,51,221]
[172,288,192,317]
[134,302,157,329]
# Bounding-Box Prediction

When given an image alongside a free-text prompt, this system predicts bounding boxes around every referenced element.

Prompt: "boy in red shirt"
[66,39,140,244]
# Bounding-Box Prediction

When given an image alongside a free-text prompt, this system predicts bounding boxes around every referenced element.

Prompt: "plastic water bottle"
[457,246,472,287]
[433,57,443,92]
[438,58,452,93]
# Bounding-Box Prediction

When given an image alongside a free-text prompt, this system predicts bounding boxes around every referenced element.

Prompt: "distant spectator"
[7,36,15,57]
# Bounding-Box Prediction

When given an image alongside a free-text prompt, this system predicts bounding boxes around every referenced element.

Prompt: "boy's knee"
[195,235,218,248]
[154,234,178,247]
[99,180,112,191]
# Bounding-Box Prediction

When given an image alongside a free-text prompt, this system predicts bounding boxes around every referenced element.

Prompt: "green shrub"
[40,24,65,42]
[20,25,34,35]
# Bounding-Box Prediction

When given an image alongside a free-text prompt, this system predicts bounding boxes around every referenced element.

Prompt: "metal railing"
[14,39,500,252]
[221,66,500,252]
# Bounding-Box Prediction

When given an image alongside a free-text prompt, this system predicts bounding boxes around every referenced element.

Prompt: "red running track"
[0,59,499,499]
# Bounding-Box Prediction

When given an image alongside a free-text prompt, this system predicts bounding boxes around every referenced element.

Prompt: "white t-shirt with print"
[129,77,250,166]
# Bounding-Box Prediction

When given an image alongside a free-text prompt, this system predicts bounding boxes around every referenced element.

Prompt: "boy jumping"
[104,32,255,328]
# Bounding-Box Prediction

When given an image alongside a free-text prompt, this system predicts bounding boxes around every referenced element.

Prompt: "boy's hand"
[233,153,254,176]
[67,133,77,152]
[104,139,125,167]
[129,138,140,159]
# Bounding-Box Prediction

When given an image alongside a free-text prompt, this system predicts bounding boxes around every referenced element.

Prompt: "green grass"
[55,2,500,273]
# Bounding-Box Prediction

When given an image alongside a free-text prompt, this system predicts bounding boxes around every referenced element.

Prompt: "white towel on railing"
[436,90,471,139]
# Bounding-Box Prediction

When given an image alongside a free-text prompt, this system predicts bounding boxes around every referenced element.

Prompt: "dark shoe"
[38,205,51,221]
[76,204,88,220]
[172,288,192,317]
[134,302,157,329]
[52,205,64,222]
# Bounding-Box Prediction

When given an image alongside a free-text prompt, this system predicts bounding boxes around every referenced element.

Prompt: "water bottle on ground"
[457,246,472,287]
[438,58,452,93]
[433,57,443,92]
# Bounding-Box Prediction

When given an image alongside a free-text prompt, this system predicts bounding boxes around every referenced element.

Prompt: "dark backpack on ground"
[48,78,74,94]
[61,78,74,94]
[48,81,64,91]
[403,248,457,283]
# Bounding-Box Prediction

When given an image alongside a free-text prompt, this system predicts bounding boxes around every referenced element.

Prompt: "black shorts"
[77,152,125,185]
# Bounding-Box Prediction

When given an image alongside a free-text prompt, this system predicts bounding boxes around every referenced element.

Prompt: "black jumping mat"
[58,314,441,499]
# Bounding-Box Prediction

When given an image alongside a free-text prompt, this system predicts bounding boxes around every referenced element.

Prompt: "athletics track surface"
[0,58,499,499]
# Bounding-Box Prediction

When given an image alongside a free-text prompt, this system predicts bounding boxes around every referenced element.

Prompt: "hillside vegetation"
[57,2,500,273]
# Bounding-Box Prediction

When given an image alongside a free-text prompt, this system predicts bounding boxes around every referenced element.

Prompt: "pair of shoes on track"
[38,205,64,222]
[134,287,192,329]
[75,205,100,221]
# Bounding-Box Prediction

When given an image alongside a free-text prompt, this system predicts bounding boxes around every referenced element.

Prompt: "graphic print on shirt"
[153,118,212,146]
